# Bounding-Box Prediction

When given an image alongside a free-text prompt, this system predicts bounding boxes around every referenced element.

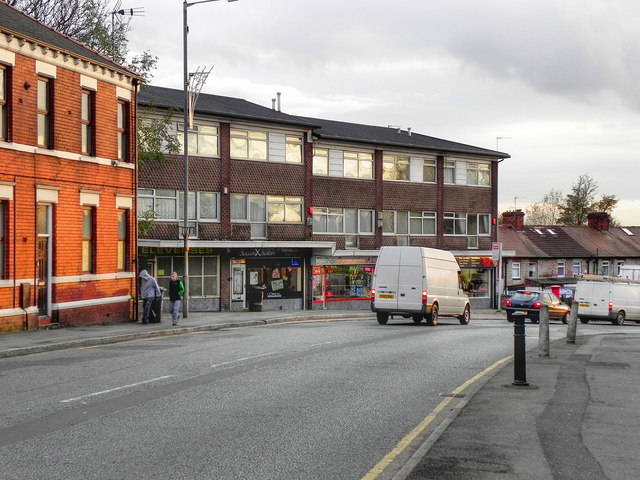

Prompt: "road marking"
[60,375,174,403]
[211,352,280,368]
[361,355,514,480]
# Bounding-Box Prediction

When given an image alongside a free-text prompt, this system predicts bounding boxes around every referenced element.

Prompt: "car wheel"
[562,313,570,324]
[376,312,389,325]
[427,304,438,326]
[613,311,625,326]
[531,316,539,324]
[458,305,470,325]
[412,314,423,324]
[580,317,589,324]
[506,313,513,322]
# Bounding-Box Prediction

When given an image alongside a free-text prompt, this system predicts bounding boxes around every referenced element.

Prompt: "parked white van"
[371,246,470,325]
[575,276,640,325]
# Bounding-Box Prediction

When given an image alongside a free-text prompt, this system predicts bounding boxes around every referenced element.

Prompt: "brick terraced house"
[500,210,640,298]
[0,4,140,332]
[138,85,509,311]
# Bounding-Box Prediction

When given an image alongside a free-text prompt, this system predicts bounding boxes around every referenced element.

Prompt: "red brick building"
[139,86,509,311]
[0,4,140,332]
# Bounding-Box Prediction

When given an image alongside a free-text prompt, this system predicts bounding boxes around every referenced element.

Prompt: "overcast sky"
[125,0,640,225]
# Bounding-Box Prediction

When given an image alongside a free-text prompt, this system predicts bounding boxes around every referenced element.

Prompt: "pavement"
[1,309,638,480]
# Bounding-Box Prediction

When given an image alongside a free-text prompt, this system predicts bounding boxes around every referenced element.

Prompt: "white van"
[371,246,470,325]
[575,277,640,325]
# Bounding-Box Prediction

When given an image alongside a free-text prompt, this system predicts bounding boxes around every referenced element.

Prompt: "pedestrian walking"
[168,272,184,325]
[139,269,161,324]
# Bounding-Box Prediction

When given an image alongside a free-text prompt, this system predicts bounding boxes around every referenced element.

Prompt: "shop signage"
[139,246,215,256]
[314,256,377,266]
[239,248,277,257]
[457,256,496,268]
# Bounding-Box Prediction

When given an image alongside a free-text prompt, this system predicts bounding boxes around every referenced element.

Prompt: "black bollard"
[512,312,529,386]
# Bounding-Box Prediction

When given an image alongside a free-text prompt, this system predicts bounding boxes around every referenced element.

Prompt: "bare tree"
[525,189,563,225]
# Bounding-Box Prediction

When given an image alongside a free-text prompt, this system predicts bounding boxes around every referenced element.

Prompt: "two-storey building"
[0,4,140,332]
[138,85,508,312]
[500,210,640,299]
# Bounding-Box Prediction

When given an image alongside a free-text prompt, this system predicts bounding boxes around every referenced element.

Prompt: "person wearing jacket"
[139,269,161,324]
[168,272,185,325]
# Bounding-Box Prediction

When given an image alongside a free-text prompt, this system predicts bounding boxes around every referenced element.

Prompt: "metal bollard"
[538,305,549,357]
[512,312,529,386]
[566,301,579,344]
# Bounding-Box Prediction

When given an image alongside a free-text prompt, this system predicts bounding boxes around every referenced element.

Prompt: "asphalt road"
[1,317,565,480]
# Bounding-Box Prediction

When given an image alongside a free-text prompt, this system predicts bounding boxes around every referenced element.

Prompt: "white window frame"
[572,260,582,275]
[557,261,566,277]
[343,151,373,179]
[512,262,521,280]
[601,261,610,276]
[313,208,375,235]
[230,129,268,160]
[409,211,436,235]
[443,212,467,235]
[177,123,219,156]
[285,135,303,163]
[422,158,436,183]
[443,160,456,184]
[312,148,329,175]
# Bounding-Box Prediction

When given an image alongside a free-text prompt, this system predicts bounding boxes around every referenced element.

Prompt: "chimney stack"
[502,210,525,231]
[587,212,610,231]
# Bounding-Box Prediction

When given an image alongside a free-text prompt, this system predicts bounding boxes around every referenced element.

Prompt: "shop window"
[461,268,490,297]
[324,265,373,300]
[249,262,303,300]
[157,255,218,297]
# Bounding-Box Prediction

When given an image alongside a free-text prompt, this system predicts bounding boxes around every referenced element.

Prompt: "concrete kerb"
[0,312,376,358]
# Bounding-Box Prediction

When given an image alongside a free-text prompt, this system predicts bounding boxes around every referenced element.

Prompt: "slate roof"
[0,2,135,75]
[140,85,509,159]
[499,225,640,259]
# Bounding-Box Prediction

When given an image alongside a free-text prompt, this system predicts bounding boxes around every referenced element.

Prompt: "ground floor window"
[155,255,219,297]
[460,268,490,297]
[248,258,303,299]
[325,265,373,299]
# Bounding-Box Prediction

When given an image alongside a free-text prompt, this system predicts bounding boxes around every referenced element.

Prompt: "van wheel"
[427,304,438,326]
[561,313,570,324]
[459,305,470,325]
[613,311,625,326]
[412,314,423,324]
[377,312,389,325]
[580,317,589,324]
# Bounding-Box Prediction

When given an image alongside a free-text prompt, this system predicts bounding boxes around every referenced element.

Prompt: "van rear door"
[374,264,400,310]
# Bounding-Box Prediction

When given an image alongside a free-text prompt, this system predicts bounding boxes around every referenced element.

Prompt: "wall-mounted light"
[222,186,229,194]
[23,81,31,90]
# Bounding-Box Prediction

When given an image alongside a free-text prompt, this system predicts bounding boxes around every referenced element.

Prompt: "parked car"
[505,290,571,324]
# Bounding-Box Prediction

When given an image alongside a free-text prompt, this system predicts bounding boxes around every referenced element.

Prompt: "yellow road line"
[361,354,513,480]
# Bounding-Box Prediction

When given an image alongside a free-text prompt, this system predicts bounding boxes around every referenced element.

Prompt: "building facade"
[499,210,640,299]
[138,86,509,312]
[0,4,140,332]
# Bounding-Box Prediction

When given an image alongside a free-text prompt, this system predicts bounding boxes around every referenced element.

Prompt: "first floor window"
[37,77,52,148]
[382,155,409,181]
[81,89,94,155]
[231,129,267,160]
[344,151,373,178]
[312,148,328,175]
[601,261,610,276]
[444,160,456,184]
[467,162,491,186]
[422,159,436,183]
[313,208,374,234]
[617,261,625,276]
[117,100,129,160]
[117,210,128,271]
[0,65,7,141]
[409,211,436,235]
[443,212,467,235]
[285,136,302,163]
[267,196,302,223]
[177,124,219,156]
[82,207,95,273]
[528,262,537,278]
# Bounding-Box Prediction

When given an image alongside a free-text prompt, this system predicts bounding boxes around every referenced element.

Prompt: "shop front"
[230,248,307,312]
[312,255,376,310]
[456,255,496,309]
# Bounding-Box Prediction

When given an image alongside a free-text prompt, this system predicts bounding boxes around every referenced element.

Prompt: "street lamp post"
[182,0,237,318]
